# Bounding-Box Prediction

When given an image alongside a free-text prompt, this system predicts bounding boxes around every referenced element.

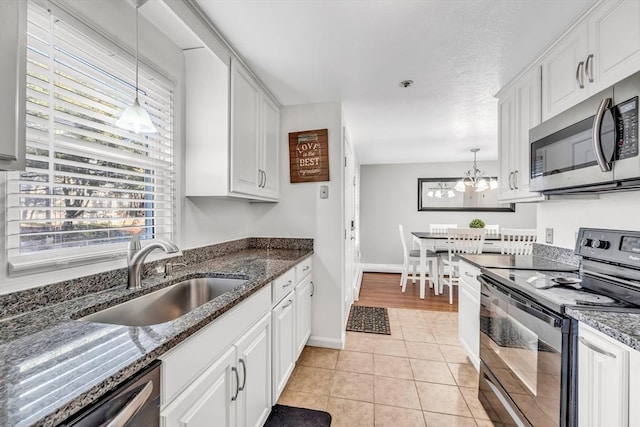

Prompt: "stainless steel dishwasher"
[59,360,161,426]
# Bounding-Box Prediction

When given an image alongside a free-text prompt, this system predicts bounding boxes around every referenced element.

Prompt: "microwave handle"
[593,97,613,172]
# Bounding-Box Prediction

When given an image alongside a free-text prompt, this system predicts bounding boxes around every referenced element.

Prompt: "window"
[6,2,175,273]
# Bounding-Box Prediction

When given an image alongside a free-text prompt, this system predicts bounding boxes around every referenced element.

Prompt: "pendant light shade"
[455,148,493,192]
[116,1,156,134]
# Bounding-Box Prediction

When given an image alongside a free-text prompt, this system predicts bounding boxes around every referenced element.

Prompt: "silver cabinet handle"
[238,359,247,391]
[592,97,614,172]
[585,54,594,83]
[283,280,292,288]
[514,170,518,189]
[106,381,153,427]
[579,336,616,359]
[262,170,267,188]
[508,171,514,190]
[464,272,475,278]
[576,61,585,89]
[231,366,240,401]
[302,266,310,272]
[282,299,293,309]
[310,281,314,297]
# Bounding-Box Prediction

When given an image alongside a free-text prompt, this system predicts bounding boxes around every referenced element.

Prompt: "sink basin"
[80,277,247,326]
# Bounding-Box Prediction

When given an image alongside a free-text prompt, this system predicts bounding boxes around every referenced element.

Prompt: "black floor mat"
[345,305,391,335]
[263,404,332,427]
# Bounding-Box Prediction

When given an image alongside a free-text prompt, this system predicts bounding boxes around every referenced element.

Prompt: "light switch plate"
[545,228,554,244]
[320,185,329,199]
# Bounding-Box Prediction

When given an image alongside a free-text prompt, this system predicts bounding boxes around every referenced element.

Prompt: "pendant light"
[454,148,497,192]
[116,0,157,134]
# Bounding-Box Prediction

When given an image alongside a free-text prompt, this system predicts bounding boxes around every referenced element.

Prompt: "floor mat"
[263,404,332,427]
[345,305,391,335]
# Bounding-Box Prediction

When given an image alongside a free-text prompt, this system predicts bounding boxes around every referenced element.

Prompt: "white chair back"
[446,228,487,256]
[398,224,410,263]
[484,224,500,236]
[501,228,537,255]
[429,223,457,234]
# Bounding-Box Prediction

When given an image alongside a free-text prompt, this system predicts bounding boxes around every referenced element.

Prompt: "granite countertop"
[459,253,579,271]
[566,308,640,352]
[0,246,313,427]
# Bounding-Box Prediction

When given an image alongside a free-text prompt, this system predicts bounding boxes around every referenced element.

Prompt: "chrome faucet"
[127,236,179,290]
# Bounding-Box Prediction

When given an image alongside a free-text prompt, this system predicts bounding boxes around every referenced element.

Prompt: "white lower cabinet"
[578,322,640,427]
[159,285,271,427]
[272,291,296,404]
[235,313,272,427]
[295,274,313,359]
[458,261,481,371]
[161,347,236,427]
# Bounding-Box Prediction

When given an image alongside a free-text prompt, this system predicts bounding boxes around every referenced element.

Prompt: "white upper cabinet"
[588,0,640,93]
[230,59,280,201]
[498,66,544,203]
[0,0,26,171]
[541,0,640,121]
[184,52,280,201]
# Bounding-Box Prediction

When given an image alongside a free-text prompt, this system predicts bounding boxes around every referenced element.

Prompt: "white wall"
[251,103,345,348]
[537,192,640,248]
[360,161,537,265]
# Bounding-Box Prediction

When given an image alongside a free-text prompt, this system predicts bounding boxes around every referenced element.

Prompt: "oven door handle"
[106,380,153,427]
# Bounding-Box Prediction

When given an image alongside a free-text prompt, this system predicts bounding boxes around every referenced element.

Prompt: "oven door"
[478,274,571,427]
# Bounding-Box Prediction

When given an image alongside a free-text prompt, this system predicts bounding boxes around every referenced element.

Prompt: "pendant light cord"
[135,4,139,100]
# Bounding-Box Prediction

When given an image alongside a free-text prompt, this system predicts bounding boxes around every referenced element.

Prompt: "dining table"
[410,231,503,299]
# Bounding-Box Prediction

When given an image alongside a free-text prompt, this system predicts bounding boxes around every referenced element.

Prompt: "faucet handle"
[164,262,187,279]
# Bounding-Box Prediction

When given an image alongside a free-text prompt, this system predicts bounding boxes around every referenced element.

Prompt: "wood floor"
[355,272,458,312]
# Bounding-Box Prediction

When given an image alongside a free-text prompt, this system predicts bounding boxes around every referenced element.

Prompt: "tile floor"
[278,308,494,426]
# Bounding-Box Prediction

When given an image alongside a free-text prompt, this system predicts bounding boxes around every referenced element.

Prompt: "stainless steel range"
[477,228,640,427]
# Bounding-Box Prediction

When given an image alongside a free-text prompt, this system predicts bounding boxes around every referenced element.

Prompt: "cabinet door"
[295,275,312,358]
[0,0,26,170]
[588,0,640,92]
[235,313,271,427]
[230,60,261,196]
[578,324,629,427]
[260,95,280,199]
[272,292,295,404]
[541,22,589,121]
[497,89,515,201]
[458,279,480,371]
[514,66,542,198]
[161,347,237,427]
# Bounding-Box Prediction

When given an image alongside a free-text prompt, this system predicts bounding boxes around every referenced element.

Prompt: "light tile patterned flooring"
[278,308,494,426]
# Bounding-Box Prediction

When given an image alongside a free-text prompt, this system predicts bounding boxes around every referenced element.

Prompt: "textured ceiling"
[194,0,594,164]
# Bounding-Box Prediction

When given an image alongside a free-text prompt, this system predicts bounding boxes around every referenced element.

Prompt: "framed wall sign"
[289,129,329,183]
[418,177,515,212]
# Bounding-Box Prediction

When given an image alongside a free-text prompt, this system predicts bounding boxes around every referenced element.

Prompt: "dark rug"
[263,404,332,427]
[345,305,391,335]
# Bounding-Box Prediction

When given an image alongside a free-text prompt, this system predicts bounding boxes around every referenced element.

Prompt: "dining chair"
[429,223,458,234]
[501,228,537,255]
[440,228,486,304]
[399,224,438,294]
[484,224,500,236]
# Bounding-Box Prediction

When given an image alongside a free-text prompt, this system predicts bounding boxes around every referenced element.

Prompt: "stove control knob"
[581,238,593,247]
[591,239,610,249]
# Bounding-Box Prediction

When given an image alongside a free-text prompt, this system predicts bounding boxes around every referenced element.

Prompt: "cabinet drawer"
[159,284,271,407]
[272,268,295,305]
[459,262,481,286]
[296,257,312,281]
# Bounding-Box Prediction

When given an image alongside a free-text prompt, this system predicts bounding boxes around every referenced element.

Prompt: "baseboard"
[307,335,344,350]
[362,263,402,273]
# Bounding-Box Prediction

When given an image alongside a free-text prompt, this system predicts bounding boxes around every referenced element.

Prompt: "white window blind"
[6,2,175,273]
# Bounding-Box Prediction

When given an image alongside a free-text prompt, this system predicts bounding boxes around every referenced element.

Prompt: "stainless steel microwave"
[529,72,640,194]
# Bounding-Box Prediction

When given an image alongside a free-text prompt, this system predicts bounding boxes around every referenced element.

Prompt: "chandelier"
[426,182,455,198]
[454,148,498,192]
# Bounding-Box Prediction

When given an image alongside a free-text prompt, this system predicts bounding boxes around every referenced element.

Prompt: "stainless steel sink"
[80,277,247,326]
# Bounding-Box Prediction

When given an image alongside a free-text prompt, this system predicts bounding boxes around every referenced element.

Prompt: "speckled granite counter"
[459,253,578,271]
[566,308,640,352]
[0,240,313,427]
